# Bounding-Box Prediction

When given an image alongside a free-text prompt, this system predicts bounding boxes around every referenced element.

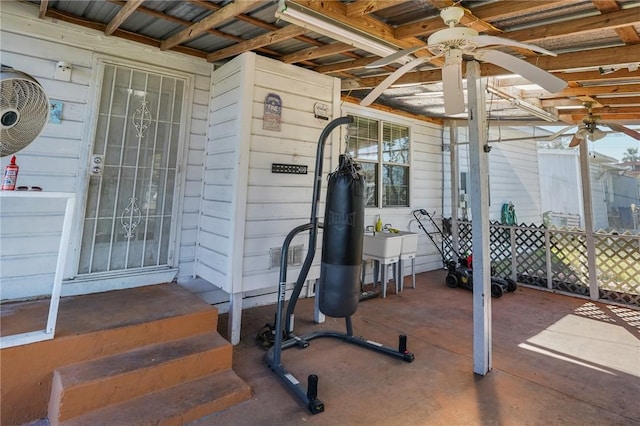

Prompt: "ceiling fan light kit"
[549,101,640,147]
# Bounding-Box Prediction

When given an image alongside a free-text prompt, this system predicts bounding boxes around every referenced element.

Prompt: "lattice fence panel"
[548,230,589,296]
[595,232,640,306]
[513,225,547,287]
[489,223,512,277]
[447,221,638,307]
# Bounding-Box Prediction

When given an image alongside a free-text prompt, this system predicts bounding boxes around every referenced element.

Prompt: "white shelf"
[0,191,76,349]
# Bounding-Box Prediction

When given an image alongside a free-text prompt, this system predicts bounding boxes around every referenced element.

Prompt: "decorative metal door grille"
[78,64,185,274]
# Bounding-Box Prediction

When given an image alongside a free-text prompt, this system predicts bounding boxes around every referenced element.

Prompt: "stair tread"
[56,332,230,387]
[62,370,252,426]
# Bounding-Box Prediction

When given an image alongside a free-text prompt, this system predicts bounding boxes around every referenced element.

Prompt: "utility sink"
[394,231,418,255]
[363,232,403,259]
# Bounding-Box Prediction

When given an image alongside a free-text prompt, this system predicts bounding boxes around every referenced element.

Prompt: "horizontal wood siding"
[241,56,340,293]
[444,125,543,225]
[0,2,211,299]
[195,57,244,293]
[341,104,444,275]
[0,198,67,300]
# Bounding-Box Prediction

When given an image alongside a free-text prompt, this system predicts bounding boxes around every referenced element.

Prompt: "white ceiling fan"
[546,101,640,147]
[360,6,568,115]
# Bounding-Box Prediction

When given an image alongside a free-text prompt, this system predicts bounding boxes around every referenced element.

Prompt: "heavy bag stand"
[265,117,414,415]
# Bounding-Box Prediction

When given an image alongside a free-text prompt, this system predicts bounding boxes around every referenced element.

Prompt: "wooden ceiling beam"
[342,95,443,125]
[558,112,640,122]
[314,56,381,74]
[207,25,308,63]
[500,8,640,45]
[109,0,282,58]
[592,0,640,44]
[43,9,206,58]
[395,0,574,39]
[282,42,355,64]
[536,83,640,99]
[557,106,640,114]
[542,96,640,107]
[346,1,407,17]
[105,0,144,36]
[161,0,264,51]
[352,45,640,89]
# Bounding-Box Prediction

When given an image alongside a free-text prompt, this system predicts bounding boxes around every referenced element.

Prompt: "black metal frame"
[412,209,460,267]
[265,117,414,415]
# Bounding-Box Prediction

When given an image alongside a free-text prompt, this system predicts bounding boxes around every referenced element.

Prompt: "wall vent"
[270,244,303,269]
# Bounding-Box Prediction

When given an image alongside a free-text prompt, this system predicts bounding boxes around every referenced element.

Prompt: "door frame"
[64,54,196,294]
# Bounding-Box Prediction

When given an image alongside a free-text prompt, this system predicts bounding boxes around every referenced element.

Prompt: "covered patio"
[203,269,639,425]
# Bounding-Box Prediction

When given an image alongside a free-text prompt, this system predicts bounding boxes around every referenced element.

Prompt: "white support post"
[467,60,492,375]
[228,292,243,345]
[545,229,553,290]
[578,141,598,299]
[450,124,460,260]
[313,279,325,323]
[510,228,517,282]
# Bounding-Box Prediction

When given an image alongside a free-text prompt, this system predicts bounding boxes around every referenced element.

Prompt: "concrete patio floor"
[198,269,640,426]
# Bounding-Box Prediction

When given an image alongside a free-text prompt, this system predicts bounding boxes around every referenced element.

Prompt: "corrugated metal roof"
[23,0,640,124]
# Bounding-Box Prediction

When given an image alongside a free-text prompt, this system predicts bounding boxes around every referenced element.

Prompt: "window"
[347,115,410,207]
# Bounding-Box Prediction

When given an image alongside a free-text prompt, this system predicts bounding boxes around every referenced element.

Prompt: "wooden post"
[450,124,460,259]
[466,60,492,375]
[579,141,598,299]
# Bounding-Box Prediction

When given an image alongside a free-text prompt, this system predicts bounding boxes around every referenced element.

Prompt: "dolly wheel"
[505,278,517,292]
[446,274,458,288]
[491,283,504,298]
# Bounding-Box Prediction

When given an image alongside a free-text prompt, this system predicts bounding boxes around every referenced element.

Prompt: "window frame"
[347,114,411,208]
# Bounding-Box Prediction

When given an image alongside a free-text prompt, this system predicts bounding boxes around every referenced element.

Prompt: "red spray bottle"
[2,156,19,190]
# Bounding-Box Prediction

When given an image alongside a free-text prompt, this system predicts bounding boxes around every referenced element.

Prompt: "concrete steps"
[0,283,253,425]
[60,370,251,426]
[48,332,243,424]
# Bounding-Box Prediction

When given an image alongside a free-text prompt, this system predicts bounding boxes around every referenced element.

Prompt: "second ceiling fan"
[546,101,640,147]
[360,6,568,115]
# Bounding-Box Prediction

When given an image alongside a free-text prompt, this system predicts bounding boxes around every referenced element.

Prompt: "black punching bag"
[318,155,365,317]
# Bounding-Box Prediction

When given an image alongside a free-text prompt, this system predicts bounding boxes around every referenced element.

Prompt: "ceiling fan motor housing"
[427,27,478,55]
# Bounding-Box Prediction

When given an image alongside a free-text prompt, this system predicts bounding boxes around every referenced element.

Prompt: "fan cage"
[1,74,50,157]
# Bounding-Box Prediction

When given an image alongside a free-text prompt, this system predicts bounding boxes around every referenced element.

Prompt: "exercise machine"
[264,117,414,414]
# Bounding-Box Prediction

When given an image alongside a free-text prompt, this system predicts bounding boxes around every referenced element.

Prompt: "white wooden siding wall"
[193,53,341,308]
[341,104,445,275]
[242,55,340,293]
[194,56,244,293]
[449,125,543,224]
[0,2,211,299]
[0,197,67,300]
[176,73,212,283]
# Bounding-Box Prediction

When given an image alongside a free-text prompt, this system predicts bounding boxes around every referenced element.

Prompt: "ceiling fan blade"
[472,35,557,57]
[568,135,583,148]
[601,122,640,140]
[365,46,427,68]
[546,125,577,141]
[360,58,427,107]
[442,54,465,115]
[474,49,567,94]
